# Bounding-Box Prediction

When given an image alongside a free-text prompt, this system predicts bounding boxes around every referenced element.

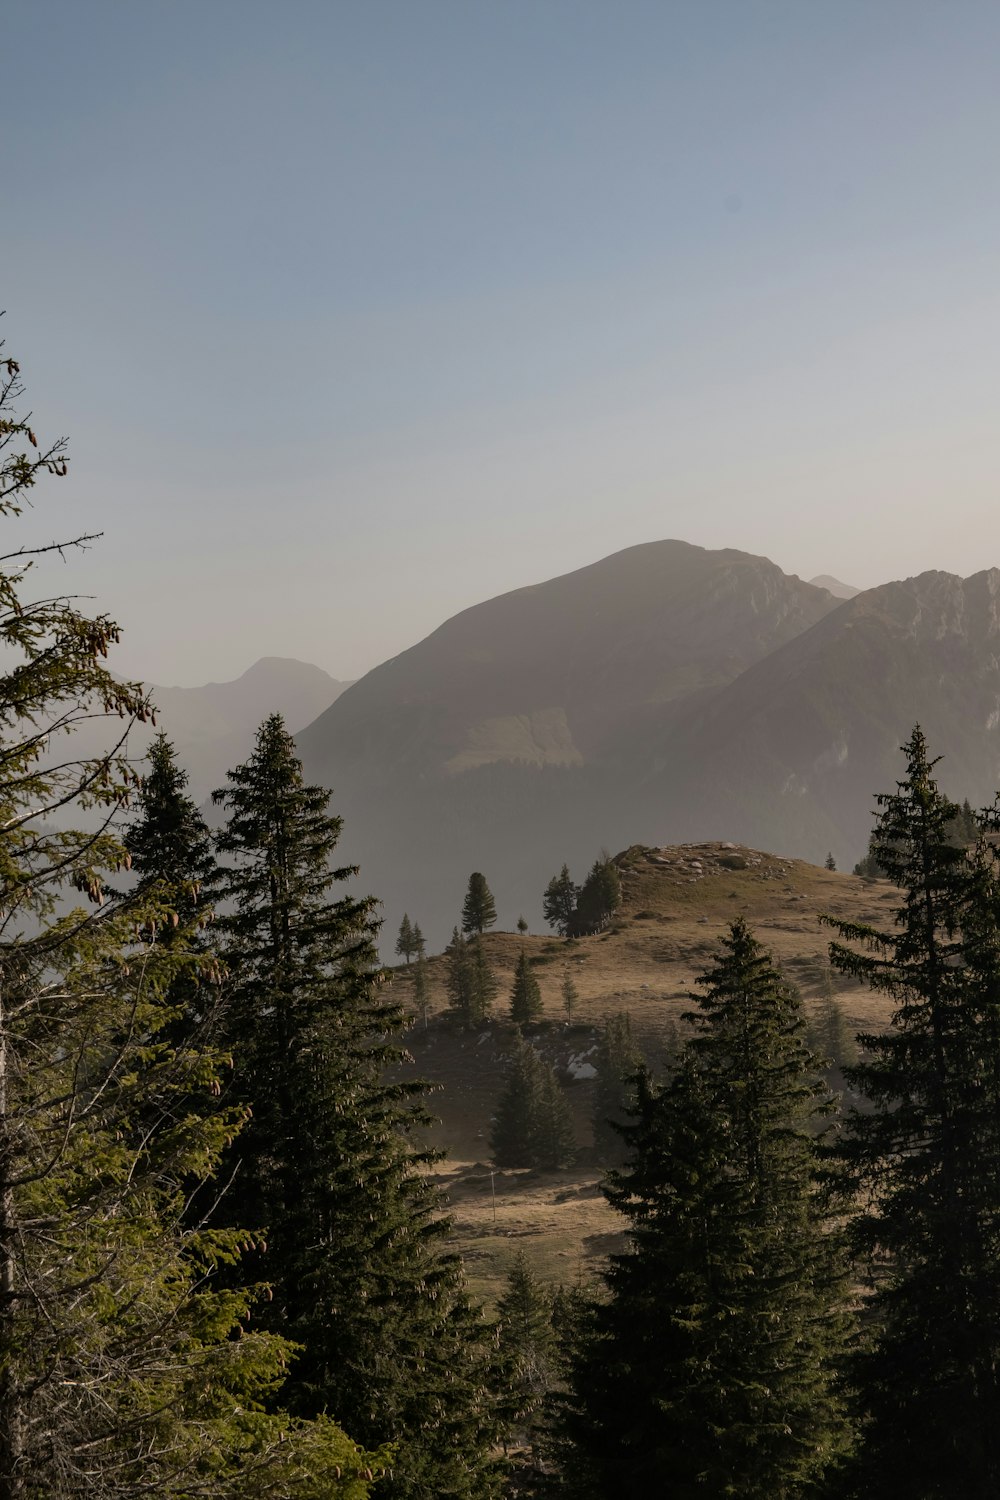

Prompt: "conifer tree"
[543,865,579,936]
[825,851,837,871]
[494,1252,557,1449]
[212,716,498,1497]
[445,925,474,1020]
[412,921,426,958]
[462,872,497,934]
[564,920,849,1496]
[568,856,621,936]
[411,950,430,1029]
[827,728,1000,1497]
[468,934,499,1025]
[0,335,381,1498]
[509,949,543,1026]
[591,1011,643,1164]
[395,912,416,964]
[491,1041,575,1171]
[561,968,579,1026]
[446,929,496,1026]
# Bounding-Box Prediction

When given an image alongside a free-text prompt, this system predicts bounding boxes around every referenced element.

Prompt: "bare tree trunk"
[0,982,23,1500]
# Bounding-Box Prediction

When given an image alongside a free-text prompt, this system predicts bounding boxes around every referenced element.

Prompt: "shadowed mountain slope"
[646,568,1000,863]
[297,541,839,944]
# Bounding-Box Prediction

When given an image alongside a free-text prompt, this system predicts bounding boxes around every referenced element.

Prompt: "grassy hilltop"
[392,841,897,1307]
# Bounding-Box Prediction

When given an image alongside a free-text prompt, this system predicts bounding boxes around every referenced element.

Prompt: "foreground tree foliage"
[563,919,849,1497]
[0,337,381,1497]
[827,728,1000,1498]
[212,716,499,1497]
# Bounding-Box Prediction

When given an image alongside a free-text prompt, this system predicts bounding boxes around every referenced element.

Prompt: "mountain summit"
[297,541,841,941]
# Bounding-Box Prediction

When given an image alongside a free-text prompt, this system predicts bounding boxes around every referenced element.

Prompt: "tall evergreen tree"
[827,728,1000,1497]
[411,950,430,1029]
[564,919,849,1497]
[0,335,380,1498]
[543,865,579,937]
[494,1252,557,1451]
[412,921,426,958]
[491,1041,575,1171]
[446,929,496,1027]
[462,872,498,934]
[591,1012,643,1164]
[561,968,579,1026]
[212,716,498,1497]
[509,949,543,1026]
[395,912,416,964]
[567,857,621,937]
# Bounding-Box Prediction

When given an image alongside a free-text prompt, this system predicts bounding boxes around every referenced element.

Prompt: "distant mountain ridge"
[297,541,845,943]
[807,574,861,599]
[292,545,1000,949]
[146,657,351,799]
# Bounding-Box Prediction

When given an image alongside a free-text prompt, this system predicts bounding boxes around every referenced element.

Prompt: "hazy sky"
[6,0,1000,685]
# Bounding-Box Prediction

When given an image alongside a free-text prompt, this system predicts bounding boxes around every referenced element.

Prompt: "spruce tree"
[445,925,474,1021]
[568,856,621,936]
[561,968,579,1026]
[462,872,497,934]
[509,949,543,1026]
[395,912,416,964]
[411,950,430,1029]
[491,1041,575,1171]
[543,865,579,936]
[446,930,496,1026]
[494,1252,557,1449]
[564,919,849,1496]
[827,728,1000,1497]
[591,1011,643,1164]
[0,335,381,1497]
[412,922,426,958]
[468,934,499,1025]
[212,716,498,1498]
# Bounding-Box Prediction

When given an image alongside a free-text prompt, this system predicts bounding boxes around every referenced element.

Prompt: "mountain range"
[126,543,1000,951]
[290,540,1000,946]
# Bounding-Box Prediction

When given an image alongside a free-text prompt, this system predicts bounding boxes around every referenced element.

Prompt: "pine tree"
[462,872,497,934]
[491,1040,575,1171]
[446,929,496,1027]
[412,922,426,958]
[509,949,543,1026]
[561,968,578,1026]
[807,968,858,1077]
[543,865,579,937]
[516,915,529,934]
[568,856,621,936]
[564,919,849,1496]
[825,851,837,871]
[534,1066,577,1171]
[445,925,474,1020]
[0,335,381,1497]
[468,934,499,1025]
[826,728,1000,1497]
[494,1252,557,1447]
[411,951,430,1029]
[212,716,499,1497]
[395,912,416,964]
[591,1011,643,1164]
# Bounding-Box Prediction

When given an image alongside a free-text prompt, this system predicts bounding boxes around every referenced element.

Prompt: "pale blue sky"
[5,0,1000,683]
